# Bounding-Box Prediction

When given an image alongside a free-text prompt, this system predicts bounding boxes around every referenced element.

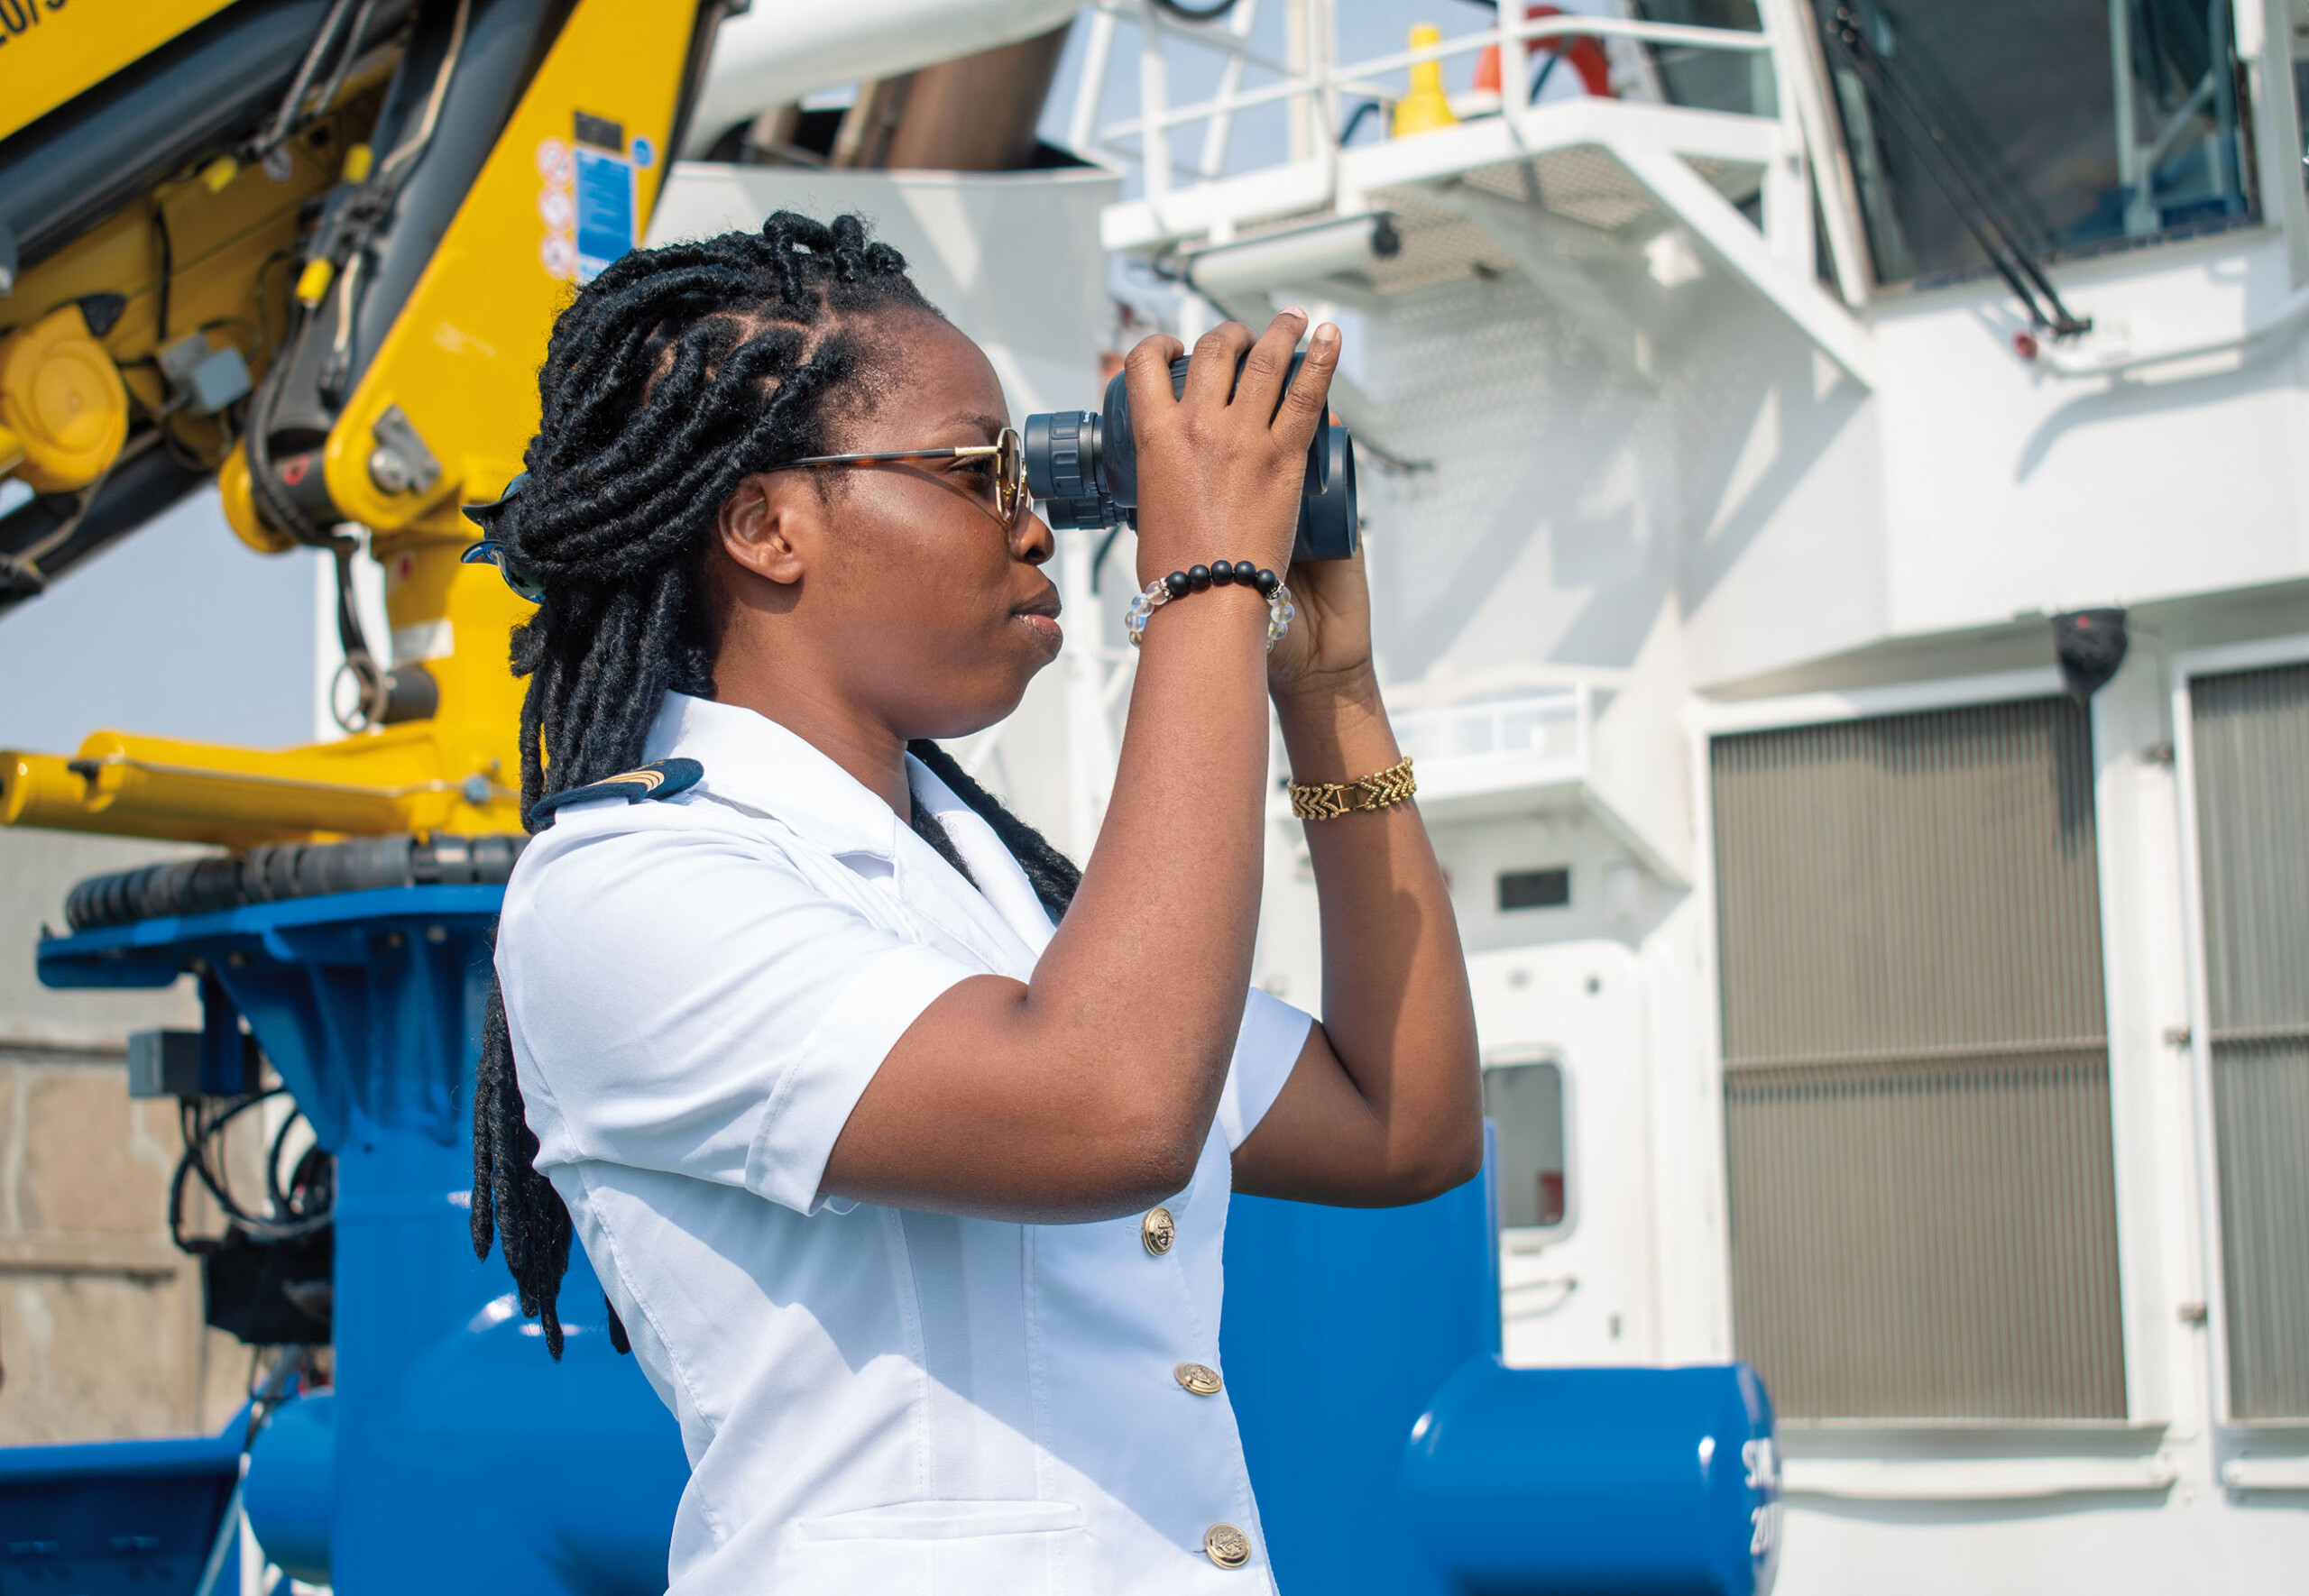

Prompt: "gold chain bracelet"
[1288,755,1416,821]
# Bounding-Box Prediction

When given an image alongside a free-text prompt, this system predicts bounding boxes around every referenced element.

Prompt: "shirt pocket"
[777,1500,1087,1596]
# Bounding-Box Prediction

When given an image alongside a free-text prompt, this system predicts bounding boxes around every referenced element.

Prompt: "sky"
[0,488,321,754]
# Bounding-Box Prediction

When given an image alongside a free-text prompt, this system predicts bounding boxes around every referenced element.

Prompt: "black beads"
[1253,567,1280,596]
[1164,570,1191,598]
[1209,561,1236,586]
[1232,561,1259,585]
[1187,564,1213,591]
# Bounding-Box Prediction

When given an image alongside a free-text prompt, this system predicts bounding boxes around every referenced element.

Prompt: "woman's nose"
[1013,508,1055,566]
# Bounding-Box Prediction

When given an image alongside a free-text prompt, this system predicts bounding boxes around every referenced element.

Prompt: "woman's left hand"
[1266,543,1375,699]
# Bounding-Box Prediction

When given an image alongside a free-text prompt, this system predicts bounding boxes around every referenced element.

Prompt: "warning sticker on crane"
[573,146,636,283]
[536,137,574,188]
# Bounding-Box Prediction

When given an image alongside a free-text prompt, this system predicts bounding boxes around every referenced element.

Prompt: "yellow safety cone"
[1392,23,1460,137]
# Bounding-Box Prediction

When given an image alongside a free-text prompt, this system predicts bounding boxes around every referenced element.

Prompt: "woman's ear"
[718,472,814,586]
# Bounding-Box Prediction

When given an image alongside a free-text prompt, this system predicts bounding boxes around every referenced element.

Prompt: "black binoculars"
[1022,353,1359,563]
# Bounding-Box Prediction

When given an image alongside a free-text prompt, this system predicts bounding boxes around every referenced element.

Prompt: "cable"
[253,250,297,361]
[304,0,381,128]
[1527,50,1560,104]
[243,0,472,729]
[0,432,160,592]
[1338,99,1386,145]
[251,0,361,165]
[169,1087,336,1252]
[266,1103,333,1225]
[150,198,174,350]
[377,0,469,185]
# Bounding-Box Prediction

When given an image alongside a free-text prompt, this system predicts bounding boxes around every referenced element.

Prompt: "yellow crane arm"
[0,0,727,848]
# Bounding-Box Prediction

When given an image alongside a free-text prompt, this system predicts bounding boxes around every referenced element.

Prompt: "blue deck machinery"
[8,877,1782,1595]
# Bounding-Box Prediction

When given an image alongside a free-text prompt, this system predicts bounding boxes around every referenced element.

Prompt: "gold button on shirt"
[1204,1524,1253,1569]
[1141,1205,1175,1255]
[1174,1362,1224,1395]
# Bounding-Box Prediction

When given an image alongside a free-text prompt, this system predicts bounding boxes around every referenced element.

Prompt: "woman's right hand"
[1125,309,1340,586]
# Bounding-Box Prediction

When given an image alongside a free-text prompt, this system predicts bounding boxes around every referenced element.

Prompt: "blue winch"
[5,885,1779,1594]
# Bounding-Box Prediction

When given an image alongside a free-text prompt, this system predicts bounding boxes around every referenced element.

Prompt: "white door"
[1467,940,1658,1367]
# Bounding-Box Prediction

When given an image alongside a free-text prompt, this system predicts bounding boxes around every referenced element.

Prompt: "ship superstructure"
[1019,0,2309,1587]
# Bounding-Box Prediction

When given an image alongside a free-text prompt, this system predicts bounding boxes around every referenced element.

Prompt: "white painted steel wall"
[1219,198,2309,1596]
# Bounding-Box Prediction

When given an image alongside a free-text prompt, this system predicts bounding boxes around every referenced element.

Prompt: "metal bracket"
[369,404,442,497]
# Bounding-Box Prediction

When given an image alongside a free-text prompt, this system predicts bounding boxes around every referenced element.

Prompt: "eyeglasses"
[773,427,1029,527]
[458,430,1033,607]
[461,537,545,603]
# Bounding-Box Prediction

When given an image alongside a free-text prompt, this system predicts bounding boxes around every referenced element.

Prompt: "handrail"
[1391,691,1587,765]
[2035,280,2309,377]
[1097,0,1303,81]
[1090,7,1774,159]
[1352,14,1771,80]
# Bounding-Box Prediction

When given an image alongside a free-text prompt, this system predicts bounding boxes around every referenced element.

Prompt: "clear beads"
[1126,575,1295,652]
[1125,577,1172,646]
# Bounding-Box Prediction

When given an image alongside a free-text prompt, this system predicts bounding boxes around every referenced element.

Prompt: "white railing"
[1071,0,1780,235]
[1389,686,1591,776]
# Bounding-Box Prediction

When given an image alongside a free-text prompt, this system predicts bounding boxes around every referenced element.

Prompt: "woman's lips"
[1016,610,1063,653]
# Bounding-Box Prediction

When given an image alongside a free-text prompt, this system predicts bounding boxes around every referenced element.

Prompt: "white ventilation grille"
[2189,663,2309,1421]
[1712,698,2125,1421]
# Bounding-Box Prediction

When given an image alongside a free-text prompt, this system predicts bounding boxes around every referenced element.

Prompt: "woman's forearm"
[1275,668,1483,1183]
[1033,589,1278,1110]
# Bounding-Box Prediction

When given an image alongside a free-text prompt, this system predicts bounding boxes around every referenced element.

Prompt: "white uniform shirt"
[496,692,1312,1595]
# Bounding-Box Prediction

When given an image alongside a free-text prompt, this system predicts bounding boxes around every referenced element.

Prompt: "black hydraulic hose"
[252,0,362,161]
[170,1088,335,1252]
[308,0,383,128]
[243,313,389,723]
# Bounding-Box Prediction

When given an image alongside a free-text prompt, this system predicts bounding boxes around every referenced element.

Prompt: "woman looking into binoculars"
[472,212,1480,1594]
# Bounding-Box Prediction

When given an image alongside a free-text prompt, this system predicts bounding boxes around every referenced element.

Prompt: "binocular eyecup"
[1022,353,1359,564]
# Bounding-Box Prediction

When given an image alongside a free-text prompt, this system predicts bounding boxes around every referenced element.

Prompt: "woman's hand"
[1126,311,1339,585]
[1266,542,1375,700]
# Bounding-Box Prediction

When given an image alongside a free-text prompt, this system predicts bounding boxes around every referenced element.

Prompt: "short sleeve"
[497,812,978,1215]
[1214,988,1315,1151]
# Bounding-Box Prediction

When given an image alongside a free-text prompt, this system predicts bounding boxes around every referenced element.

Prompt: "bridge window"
[1631,2,1776,119]
[1812,0,2254,289]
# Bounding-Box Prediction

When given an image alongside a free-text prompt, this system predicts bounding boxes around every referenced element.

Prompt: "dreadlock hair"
[470,212,1083,1359]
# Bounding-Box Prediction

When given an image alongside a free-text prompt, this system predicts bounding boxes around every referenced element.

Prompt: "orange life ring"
[1473,5,1614,101]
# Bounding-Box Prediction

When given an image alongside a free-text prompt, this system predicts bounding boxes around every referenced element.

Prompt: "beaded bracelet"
[1126,561,1295,650]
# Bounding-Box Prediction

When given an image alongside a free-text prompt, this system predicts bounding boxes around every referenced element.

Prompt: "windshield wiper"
[1826,5,2092,338]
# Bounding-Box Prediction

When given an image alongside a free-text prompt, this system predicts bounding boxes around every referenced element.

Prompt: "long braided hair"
[470,212,1081,1359]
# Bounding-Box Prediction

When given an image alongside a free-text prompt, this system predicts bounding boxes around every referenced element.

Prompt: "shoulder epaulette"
[528,757,704,824]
